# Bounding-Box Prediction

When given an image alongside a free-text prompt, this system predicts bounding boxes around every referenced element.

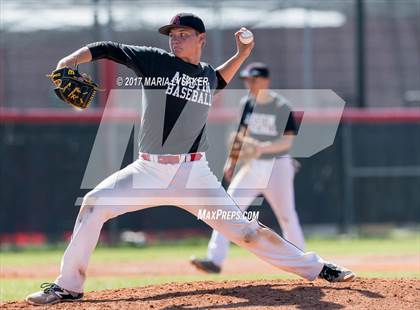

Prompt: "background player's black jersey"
[241,93,297,159]
[87,41,226,154]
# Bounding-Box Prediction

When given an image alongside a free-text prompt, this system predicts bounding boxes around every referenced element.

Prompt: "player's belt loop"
[187,153,203,162]
[140,153,151,161]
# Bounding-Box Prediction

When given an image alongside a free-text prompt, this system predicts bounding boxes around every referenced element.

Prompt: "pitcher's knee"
[79,192,108,222]
[77,204,104,223]
[82,189,102,206]
[236,220,262,244]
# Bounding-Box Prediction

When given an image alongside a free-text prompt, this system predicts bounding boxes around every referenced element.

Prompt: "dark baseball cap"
[159,13,206,35]
[239,62,270,79]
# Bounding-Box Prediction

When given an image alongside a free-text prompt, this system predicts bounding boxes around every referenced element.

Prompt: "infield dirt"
[3,278,419,309]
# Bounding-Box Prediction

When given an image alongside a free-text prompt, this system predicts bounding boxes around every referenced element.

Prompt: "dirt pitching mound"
[4,278,419,310]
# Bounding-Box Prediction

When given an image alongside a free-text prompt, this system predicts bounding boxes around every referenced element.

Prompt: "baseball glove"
[239,136,261,162]
[228,133,261,163]
[47,67,98,109]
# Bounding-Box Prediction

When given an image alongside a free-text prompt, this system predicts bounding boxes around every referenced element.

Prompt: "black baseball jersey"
[87,41,226,154]
[241,93,297,159]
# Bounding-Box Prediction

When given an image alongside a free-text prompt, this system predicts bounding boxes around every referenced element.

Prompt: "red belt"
[139,152,204,164]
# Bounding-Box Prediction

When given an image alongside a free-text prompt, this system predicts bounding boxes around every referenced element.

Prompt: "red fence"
[1,107,420,124]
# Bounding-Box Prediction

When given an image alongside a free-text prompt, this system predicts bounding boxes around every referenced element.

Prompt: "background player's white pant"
[207,157,305,266]
[55,156,323,293]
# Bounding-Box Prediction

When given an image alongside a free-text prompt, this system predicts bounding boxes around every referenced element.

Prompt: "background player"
[191,62,306,273]
[26,13,355,306]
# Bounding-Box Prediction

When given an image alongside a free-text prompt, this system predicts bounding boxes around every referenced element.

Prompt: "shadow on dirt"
[80,283,384,309]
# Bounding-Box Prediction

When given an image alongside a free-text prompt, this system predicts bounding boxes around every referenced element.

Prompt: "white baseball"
[239,28,253,44]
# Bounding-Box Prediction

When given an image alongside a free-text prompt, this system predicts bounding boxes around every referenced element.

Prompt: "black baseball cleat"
[26,283,83,305]
[190,256,221,274]
[318,262,356,282]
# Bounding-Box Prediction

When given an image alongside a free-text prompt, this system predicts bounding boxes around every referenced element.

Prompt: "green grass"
[1,236,417,266]
[1,237,419,302]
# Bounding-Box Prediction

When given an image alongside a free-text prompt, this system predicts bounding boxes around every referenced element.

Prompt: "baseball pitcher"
[27,13,355,306]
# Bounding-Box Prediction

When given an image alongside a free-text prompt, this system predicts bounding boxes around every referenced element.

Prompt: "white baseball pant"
[207,156,306,266]
[55,155,323,293]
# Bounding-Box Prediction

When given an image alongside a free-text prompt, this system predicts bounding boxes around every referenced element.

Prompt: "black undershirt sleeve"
[215,70,227,90]
[87,41,132,67]
[86,41,159,77]
[284,109,297,134]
